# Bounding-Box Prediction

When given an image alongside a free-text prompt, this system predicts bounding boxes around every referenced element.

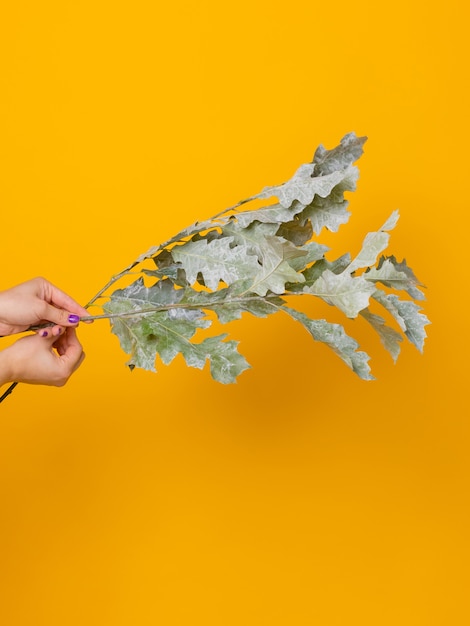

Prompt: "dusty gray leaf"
[284,307,373,380]
[172,237,260,290]
[373,289,430,352]
[276,218,314,245]
[300,253,352,287]
[246,236,306,296]
[233,202,303,229]
[196,335,251,384]
[288,241,329,272]
[308,270,376,318]
[360,308,403,362]
[313,132,368,176]
[258,164,355,209]
[346,211,399,273]
[366,256,426,300]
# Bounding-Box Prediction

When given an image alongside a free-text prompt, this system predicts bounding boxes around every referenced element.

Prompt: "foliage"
[86,133,429,383]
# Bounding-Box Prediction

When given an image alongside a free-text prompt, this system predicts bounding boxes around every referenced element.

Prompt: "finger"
[55,332,86,370]
[71,350,86,374]
[37,302,82,328]
[37,325,64,338]
[36,327,62,351]
[57,327,85,369]
[41,279,89,318]
[51,325,65,337]
[37,326,62,339]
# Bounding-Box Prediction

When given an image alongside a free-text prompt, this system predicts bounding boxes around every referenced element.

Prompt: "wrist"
[0,348,15,387]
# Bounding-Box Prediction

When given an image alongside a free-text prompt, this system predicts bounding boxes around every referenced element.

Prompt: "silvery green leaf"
[288,241,329,272]
[220,222,307,294]
[106,309,209,373]
[234,202,303,228]
[276,218,313,245]
[365,256,426,300]
[299,197,351,235]
[195,334,251,384]
[363,259,408,286]
[373,289,430,352]
[313,132,368,176]
[128,220,217,268]
[346,211,400,273]
[221,221,279,255]
[291,165,358,235]
[258,165,353,209]
[246,236,306,296]
[142,313,211,368]
[214,294,284,324]
[219,223,300,292]
[300,253,352,287]
[360,309,403,362]
[142,266,181,281]
[308,270,376,318]
[172,237,260,290]
[284,307,373,380]
[103,278,211,372]
[109,316,159,372]
[180,284,284,323]
[155,219,221,253]
[325,163,360,199]
[105,277,184,311]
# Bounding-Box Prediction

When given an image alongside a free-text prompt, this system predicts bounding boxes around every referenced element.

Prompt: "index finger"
[41,279,89,318]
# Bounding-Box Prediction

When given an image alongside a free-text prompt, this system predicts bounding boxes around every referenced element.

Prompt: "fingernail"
[68,314,80,324]
[41,330,49,337]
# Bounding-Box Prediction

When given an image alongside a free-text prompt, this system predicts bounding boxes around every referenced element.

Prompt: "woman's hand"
[0,277,89,336]
[0,327,85,387]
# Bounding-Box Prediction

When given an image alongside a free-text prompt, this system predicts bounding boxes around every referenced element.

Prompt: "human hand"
[0,327,85,387]
[0,277,89,336]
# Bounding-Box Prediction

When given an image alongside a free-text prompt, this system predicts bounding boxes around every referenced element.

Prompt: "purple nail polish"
[41,330,49,337]
[68,314,80,324]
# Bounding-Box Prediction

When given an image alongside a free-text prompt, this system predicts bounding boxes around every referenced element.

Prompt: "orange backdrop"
[0,1,468,624]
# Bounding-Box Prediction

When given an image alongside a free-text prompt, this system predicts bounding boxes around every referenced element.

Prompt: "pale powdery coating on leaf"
[95,132,429,383]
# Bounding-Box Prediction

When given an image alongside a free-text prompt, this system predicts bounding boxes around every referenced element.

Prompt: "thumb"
[40,303,81,327]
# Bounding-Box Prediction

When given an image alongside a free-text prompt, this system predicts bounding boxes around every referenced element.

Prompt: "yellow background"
[0,1,468,624]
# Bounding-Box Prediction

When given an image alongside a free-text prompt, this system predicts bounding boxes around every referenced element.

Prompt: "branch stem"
[85,270,139,309]
[81,293,294,323]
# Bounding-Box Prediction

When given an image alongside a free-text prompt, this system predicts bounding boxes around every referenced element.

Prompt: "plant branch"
[85,270,139,309]
[84,195,263,309]
[82,293,295,323]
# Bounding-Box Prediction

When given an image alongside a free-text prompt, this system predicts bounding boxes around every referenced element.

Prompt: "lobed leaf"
[258,165,350,209]
[346,211,399,273]
[171,237,260,291]
[365,256,426,300]
[196,335,251,384]
[360,308,403,362]
[313,132,368,176]
[283,307,373,380]
[373,289,430,352]
[308,271,376,318]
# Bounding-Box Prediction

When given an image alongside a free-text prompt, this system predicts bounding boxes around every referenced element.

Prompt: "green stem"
[82,293,291,323]
[85,270,140,309]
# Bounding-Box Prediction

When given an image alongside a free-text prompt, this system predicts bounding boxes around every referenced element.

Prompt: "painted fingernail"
[68,314,80,324]
[41,330,49,337]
